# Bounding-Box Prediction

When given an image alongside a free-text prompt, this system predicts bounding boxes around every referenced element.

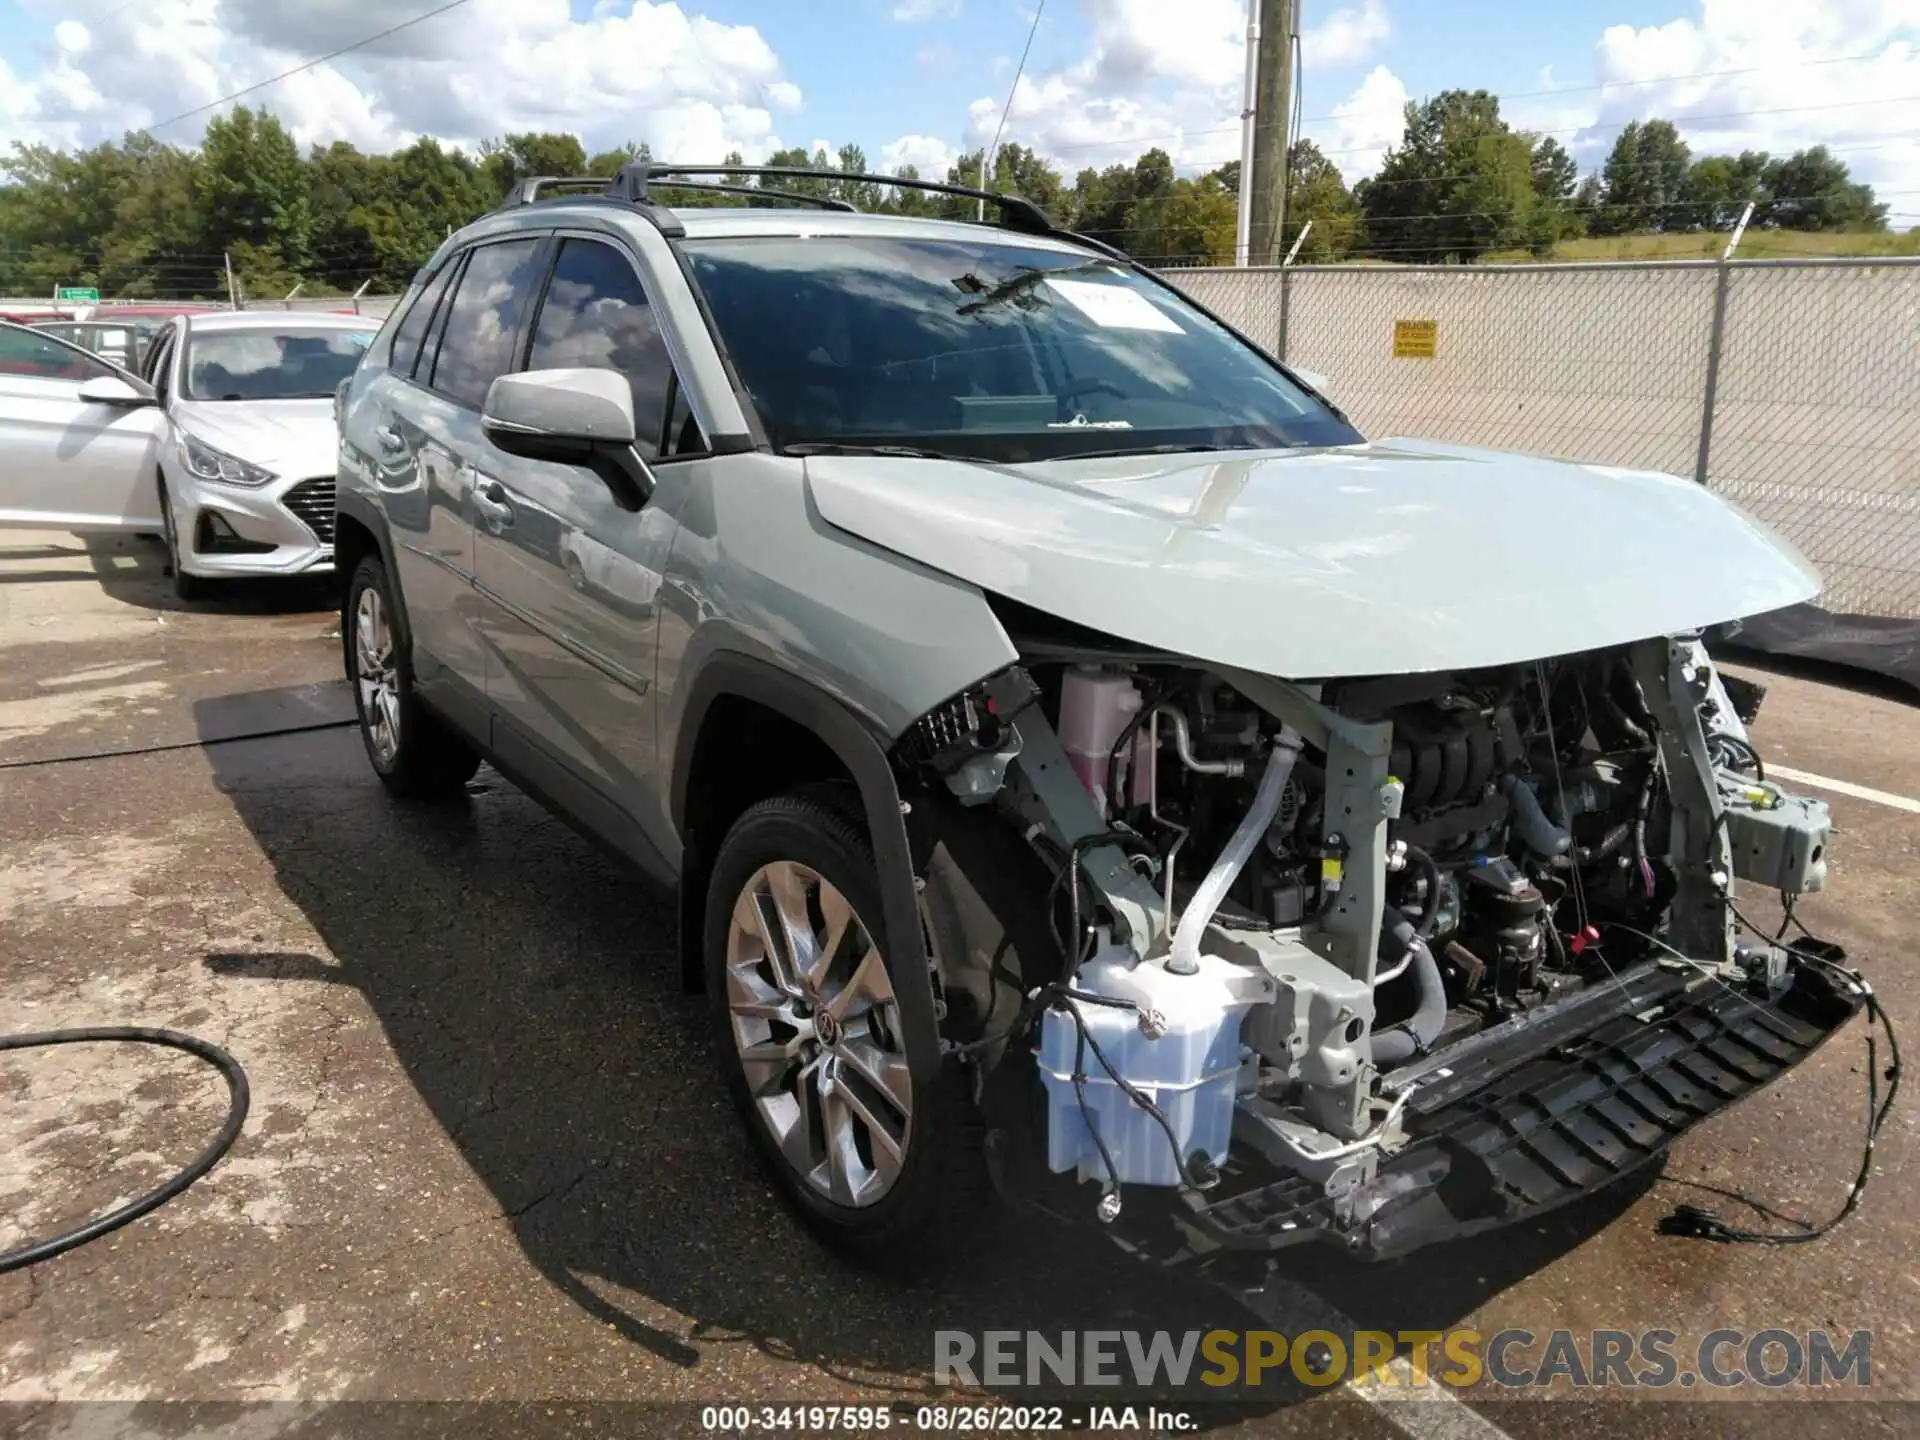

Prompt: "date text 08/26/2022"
[700,1407,1195,1432]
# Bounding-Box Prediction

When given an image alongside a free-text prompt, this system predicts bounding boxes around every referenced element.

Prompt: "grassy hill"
[1478,229,1920,263]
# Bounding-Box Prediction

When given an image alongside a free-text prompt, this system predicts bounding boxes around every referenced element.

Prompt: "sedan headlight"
[178,433,276,488]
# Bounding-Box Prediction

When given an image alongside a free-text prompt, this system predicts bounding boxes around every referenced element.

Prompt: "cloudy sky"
[0,0,1915,220]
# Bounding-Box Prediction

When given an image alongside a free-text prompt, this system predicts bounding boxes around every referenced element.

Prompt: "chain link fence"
[1169,257,1920,621]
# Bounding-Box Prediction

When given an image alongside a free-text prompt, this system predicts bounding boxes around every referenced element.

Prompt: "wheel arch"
[334,491,409,645]
[670,652,939,1093]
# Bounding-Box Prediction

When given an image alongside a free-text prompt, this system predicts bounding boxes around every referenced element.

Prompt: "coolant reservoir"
[1038,945,1256,1187]
[1059,667,1141,815]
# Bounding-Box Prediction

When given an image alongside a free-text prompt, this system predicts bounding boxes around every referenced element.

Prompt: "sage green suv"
[333,164,1856,1264]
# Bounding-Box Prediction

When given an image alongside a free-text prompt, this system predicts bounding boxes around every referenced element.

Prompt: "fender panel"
[670,651,939,1093]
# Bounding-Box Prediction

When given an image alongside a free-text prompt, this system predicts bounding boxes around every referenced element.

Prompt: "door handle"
[373,425,405,455]
[473,476,516,530]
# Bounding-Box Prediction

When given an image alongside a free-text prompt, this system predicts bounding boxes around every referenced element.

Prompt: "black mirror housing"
[484,423,654,511]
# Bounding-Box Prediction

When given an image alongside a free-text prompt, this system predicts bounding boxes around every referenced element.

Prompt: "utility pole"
[1233,0,1260,264]
[1246,0,1295,265]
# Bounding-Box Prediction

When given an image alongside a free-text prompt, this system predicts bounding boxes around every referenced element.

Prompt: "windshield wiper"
[782,442,980,463]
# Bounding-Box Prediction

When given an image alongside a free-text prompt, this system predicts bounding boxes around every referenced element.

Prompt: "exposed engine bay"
[896,616,1859,1257]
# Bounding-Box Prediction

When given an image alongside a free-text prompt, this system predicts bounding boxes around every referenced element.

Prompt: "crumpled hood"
[173,399,339,480]
[804,437,1821,677]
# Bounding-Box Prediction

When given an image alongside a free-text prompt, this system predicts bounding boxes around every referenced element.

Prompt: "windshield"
[683,236,1360,461]
[183,327,374,401]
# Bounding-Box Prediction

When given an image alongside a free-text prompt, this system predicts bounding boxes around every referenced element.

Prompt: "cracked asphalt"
[0,530,1915,1438]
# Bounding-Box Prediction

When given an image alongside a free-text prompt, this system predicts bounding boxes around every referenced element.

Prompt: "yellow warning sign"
[1393,318,1437,358]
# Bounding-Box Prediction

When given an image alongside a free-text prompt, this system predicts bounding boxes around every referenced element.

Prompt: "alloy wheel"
[354,585,401,766]
[725,861,913,1207]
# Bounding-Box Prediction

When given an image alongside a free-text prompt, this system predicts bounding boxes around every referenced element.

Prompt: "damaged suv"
[334,164,1858,1262]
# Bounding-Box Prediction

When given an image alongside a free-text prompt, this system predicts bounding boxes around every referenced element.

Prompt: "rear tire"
[343,553,480,798]
[705,790,987,1261]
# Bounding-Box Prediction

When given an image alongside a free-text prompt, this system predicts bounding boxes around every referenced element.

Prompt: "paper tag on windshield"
[1044,279,1183,333]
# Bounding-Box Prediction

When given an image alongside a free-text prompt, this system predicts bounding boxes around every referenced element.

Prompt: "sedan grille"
[282,478,336,545]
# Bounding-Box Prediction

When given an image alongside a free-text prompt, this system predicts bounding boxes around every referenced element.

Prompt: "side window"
[525,238,678,462]
[146,331,176,402]
[389,259,457,380]
[664,376,708,458]
[0,325,112,382]
[429,239,544,410]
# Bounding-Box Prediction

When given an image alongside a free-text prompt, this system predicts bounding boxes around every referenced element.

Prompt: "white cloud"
[1302,0,1391,68]
[940,0,1405,181]
[0,0,804,163]
[1570,1,1920,205]
[890,0,960,19]
[1312,65,1410,177]
[881,132,958,176]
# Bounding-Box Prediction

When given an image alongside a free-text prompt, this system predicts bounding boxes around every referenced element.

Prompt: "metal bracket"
[1004,713,1168,961]
[1629,637,1734,962]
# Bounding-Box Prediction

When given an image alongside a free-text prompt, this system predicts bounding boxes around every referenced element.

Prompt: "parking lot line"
[1231,1274,1516,1440]
[1767,764,1920,815]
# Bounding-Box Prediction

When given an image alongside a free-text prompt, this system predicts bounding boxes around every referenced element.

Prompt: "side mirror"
[483,368,652,510]
[78,374,155,408]
[1291,368,1331,398]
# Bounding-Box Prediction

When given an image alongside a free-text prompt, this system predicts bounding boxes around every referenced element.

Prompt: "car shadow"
[79,533,336,616]
[195,688,1652,1417]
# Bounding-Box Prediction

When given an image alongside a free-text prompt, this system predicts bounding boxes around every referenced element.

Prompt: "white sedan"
[0,310,380,600]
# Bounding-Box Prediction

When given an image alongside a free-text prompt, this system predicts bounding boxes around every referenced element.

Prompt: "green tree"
[1356,90,1543,261]
[1283,139,1357,262]
[1530,137,1578,203]
[882,164,940,217]
[194,106,313,277]
[1594,118,1690,234]
[1760,146,1887,231]
[1679,150,1768,231]
[587,142,648,177]
[479,131,589,201]
[1069,163,1137,250]
[834,143,884,210]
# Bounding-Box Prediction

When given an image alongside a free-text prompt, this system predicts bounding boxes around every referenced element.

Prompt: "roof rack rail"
[493,161,1129,260]
[498,175,608,208]
[606,160,1074,236]
[493,172,690,236]
[636,177,859,212]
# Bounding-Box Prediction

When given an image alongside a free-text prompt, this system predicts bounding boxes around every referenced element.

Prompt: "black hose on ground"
[0,1028,250,1274]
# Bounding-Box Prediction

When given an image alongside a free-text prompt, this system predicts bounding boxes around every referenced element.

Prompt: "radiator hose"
[1370,926,1447,1066]
[1168,725,1304,975]
[0,1027,250,1275]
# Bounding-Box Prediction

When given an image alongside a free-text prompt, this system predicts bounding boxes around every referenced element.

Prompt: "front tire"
[158,479,212,602]
[343,554,480,798]
[705,791,986,1260]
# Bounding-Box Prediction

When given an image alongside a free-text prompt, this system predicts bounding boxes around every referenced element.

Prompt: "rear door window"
[525,237,675,461]
[429,239,545,410]
[390,260,458,380]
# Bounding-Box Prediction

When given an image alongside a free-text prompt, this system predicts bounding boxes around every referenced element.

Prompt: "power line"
[976,0,1048,220]
[144,0,478,134]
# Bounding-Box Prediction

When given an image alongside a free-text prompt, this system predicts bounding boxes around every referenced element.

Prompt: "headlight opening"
[179,433,276,488]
